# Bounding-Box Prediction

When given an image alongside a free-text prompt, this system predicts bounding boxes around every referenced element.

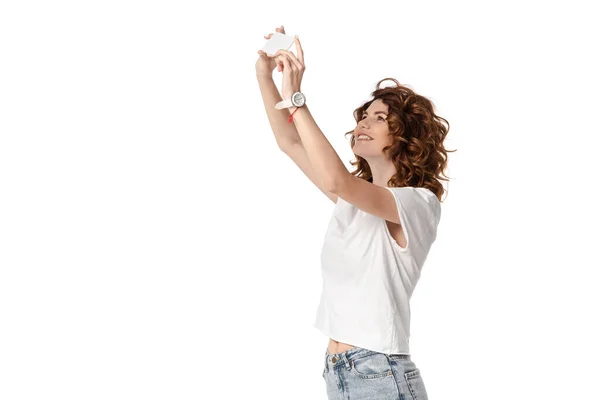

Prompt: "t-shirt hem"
[313,322,410,356]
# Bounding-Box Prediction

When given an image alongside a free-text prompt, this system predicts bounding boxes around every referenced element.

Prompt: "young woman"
[256,25,453,400]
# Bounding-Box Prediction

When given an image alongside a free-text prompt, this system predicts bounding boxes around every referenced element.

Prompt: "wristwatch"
[275,91,306,110]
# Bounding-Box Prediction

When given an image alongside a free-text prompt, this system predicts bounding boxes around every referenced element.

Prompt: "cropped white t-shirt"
[313,186,441,355]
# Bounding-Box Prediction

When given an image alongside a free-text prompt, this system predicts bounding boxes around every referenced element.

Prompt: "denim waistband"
[323,346,410,371]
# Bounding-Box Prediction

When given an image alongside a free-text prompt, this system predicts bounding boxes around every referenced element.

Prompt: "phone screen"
[262,32,295,56]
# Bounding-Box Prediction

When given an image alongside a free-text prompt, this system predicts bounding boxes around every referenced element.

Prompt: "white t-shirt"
[313,186,441,355]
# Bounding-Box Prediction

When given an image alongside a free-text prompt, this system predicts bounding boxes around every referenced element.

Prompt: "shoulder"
[387,186,441,221]
[386,186,438,203]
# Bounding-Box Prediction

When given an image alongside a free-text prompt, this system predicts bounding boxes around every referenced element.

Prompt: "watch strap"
[275,98,293,109]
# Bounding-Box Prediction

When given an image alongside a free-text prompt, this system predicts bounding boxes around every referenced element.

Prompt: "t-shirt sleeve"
[384,187,441,252]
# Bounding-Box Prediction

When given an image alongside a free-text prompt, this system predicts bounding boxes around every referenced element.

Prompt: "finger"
[271,52,287,69]
[265,24,284,39]
[280,54,299,73]
[273,50,303,70]
[274,55,284,72]
[275,55,287,71]
[294,36,304,65]
[280,55,292,73]
[273,54,285,71]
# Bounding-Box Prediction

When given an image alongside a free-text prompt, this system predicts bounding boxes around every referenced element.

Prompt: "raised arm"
[256,26,338,203]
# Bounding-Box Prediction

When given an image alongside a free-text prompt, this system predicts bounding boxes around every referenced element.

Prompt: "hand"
[267,36,305,100]
[256,25,286,78]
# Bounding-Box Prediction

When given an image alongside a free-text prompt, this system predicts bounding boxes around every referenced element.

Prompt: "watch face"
[292,92,306,107]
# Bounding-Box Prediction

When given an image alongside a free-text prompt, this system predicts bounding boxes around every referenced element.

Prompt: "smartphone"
[262,32,295,56]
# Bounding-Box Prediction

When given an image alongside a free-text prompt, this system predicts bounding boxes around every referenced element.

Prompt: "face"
[352,99,391,156]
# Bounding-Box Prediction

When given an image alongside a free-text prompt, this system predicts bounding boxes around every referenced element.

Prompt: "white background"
[1,1,599,399]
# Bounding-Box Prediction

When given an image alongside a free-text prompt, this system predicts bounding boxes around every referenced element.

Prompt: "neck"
[365,157,398,187]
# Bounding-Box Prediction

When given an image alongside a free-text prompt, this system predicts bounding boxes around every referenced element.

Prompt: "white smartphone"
[262,32,295,56]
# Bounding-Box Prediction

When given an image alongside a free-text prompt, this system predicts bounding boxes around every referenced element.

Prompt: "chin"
[354,148,385,159]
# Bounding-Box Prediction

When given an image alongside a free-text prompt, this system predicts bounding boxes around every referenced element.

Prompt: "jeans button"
[332,356,338,362]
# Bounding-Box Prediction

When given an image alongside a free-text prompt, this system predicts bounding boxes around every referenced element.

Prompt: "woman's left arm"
[270,37,350,192]
[270,38,402,223]
[286,105,349,192]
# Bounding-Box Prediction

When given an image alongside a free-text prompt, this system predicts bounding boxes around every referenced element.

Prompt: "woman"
[256,25,454,400]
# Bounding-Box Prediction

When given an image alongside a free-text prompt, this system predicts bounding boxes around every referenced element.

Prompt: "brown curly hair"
[344,78,455,202]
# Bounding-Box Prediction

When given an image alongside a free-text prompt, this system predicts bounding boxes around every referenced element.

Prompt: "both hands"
[256,25,305,100]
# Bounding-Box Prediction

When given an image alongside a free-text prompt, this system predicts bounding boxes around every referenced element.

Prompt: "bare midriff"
[327,338,357,355]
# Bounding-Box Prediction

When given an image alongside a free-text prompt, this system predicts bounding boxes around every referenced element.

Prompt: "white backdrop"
[1,1,599,399]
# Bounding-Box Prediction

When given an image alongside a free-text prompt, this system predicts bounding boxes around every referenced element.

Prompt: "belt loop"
[384,353,391,367]
[324,350,329,372]
[341,353,351,371]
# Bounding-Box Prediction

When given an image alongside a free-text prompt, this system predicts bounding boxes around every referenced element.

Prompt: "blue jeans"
[322,346,429,400]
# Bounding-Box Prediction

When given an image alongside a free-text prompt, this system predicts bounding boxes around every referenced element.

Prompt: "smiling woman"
[312,79,452,400]
[256,26,453,400]
[345,78,454,197]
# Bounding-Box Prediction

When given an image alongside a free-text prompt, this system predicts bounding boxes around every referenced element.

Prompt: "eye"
[361,115,386,121]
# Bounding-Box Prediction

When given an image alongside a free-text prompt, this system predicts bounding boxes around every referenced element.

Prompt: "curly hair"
[344,78,455,202]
